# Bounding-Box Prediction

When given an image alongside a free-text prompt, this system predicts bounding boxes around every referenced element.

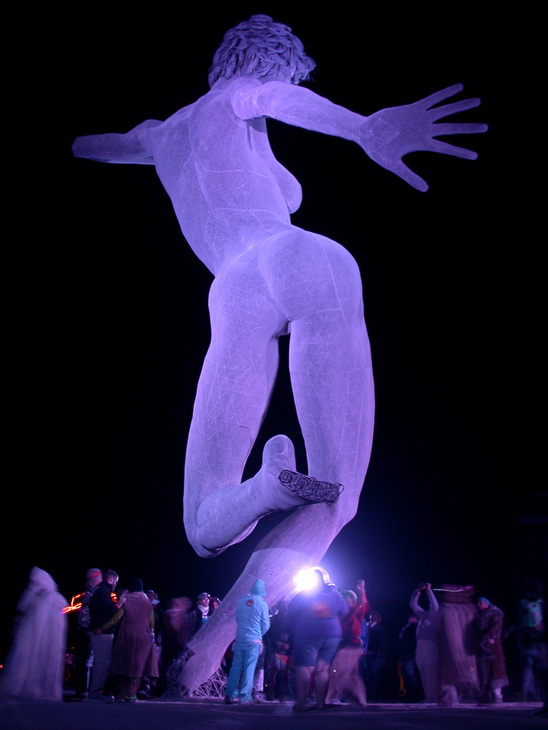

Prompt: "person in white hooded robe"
[0,567,68,701]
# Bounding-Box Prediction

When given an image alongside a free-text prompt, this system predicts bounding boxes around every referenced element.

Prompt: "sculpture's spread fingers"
[418,83,463,110]
[387,160,429,192]
[428,139,479,159]
[428,97,481,121]
[431,122,488,137]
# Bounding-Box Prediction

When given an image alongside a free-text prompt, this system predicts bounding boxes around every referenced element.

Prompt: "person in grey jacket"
[410,583,440,702]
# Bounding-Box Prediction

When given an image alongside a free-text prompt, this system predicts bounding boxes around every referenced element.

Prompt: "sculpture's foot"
[278,470,344,504]
[261,434,297,477]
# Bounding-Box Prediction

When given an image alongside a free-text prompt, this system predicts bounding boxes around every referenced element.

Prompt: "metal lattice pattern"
[165,648,227,698]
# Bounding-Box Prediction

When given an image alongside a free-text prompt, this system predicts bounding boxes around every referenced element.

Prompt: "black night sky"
[4,6,542,655]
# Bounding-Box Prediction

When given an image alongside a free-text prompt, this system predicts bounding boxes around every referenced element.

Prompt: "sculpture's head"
[208,14,316,88]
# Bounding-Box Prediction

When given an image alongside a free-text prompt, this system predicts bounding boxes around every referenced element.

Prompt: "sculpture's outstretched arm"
[72,119,162,164]
[231,78,365,142]
[232,80,487,192]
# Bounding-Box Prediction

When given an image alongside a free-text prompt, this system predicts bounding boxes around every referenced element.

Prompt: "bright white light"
[293,566,331,592]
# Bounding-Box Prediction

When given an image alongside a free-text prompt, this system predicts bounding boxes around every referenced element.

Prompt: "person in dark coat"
[398,615,421,702]
[265,596,292,701]
[364,610,387,701]
[88,569,119,701]
[72,568,102,699]
[287,569,348,711]
[97,578,158,702]
[473,597,509,704]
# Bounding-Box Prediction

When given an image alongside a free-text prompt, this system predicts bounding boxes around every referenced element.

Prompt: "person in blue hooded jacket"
[225,579,270,704]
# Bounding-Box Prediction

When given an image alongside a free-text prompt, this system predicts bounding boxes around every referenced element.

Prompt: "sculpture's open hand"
[360,84,487,191]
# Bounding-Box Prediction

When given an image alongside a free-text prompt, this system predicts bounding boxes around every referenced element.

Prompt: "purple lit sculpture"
[73,15,486,691]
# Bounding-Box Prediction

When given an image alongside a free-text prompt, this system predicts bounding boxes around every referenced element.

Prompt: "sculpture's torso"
[146,80,302,275]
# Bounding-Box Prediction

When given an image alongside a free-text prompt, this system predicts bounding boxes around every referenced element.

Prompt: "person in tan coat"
[97,578,158,702]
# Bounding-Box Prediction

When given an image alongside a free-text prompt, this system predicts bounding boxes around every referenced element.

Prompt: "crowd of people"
[0,567,546,714]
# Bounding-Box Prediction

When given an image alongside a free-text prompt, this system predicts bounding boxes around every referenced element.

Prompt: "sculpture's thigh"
[258,229,374,513]
[183,259,287,531]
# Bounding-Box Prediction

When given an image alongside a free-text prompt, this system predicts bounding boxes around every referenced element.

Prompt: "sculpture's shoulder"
[146,103,195,161]
[199,76,263,118]
[160,102,194,132]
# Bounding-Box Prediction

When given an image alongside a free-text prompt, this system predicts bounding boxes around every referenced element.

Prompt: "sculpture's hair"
[208,14,316,88]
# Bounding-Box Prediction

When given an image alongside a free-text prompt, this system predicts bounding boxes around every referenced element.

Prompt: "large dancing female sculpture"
[73,15,486,691]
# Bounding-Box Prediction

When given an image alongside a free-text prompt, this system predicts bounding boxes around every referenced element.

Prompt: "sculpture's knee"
[183,511,220,559]
[186,527,222,559]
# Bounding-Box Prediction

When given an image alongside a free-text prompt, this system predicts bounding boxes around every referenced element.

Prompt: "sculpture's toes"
[278,470,345,504]
[262,434,297,476]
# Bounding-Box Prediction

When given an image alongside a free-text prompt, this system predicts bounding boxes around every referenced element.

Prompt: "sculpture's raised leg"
[179,229,374,692]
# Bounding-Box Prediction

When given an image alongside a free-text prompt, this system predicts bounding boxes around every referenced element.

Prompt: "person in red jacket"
[326,578,369,706]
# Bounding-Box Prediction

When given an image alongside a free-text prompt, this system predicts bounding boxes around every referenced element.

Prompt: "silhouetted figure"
[364,611,387,701]
[0,567,68,701]
[398,615,421,702]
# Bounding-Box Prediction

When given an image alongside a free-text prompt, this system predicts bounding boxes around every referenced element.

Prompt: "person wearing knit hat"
[85,568,103,589]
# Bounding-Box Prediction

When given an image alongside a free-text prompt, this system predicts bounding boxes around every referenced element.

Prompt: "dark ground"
[0,697,545,730]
